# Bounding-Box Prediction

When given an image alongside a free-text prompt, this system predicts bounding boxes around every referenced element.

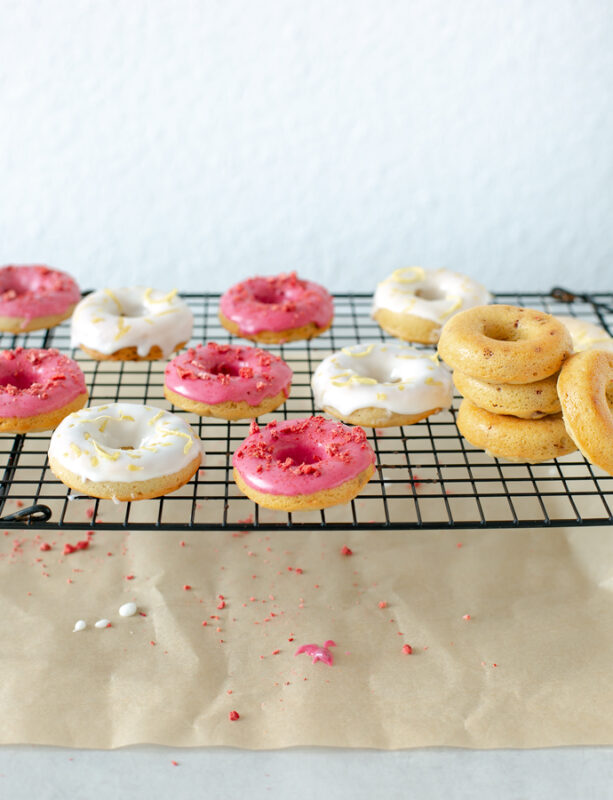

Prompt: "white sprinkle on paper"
[119,602,137,617]
[73,620,86,632]
[95,618,111,628]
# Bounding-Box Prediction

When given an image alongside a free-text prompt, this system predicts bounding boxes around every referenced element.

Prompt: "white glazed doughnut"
[312,342,453,427]
[48,402,202,500]
[372,267,491,344]
[71,287,193,360]
[556,316,613,353]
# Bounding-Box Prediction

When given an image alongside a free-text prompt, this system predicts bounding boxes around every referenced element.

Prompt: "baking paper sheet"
[1,518,613,749]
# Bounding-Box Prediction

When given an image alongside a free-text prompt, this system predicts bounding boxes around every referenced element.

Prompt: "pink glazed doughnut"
[164,342,293,420]
[232,416,376,511]
[219,272,334,343]
[0,348,88,432]
[0,265,81,333]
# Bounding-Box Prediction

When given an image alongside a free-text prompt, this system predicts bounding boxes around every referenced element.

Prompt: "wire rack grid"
[0,288,611,531]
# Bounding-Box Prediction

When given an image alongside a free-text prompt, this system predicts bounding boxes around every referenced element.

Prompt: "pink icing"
[232,416,375,496]
[0,265,81,324]
[0,348,87,418]
[165,343,292,406]
[295,640,337,666]
[219,272,334,335]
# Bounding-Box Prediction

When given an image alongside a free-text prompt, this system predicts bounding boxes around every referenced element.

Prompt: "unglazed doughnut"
[372,267,491,344]
[219,272,334,343]
[71,287,193,360]
[49,403,202,501]
[557,350,613,475]
[164,342,292,420]
[312,342,452,427]
[453,370,561,419]
[0,348,87,432]
[556,316,613,353]
[438,305,572,384]
[232,417,376,511]
[456,399,576,463]
[0,265,81,333]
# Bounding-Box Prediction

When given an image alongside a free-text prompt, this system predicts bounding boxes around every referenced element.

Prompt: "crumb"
[340,545,353,556]
[183,584,192,591]
[402,644,413,655]
[378,601,387,609]
[171,760,179,767]
[462,614,471,620]
[229,710,240,721]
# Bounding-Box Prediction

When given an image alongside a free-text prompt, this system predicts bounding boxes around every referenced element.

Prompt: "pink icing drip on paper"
[0,348,86,417]
[0,265,80,323]
[165,342,292,406]
[219,272,334,335]
[295,640,337,666]
[232,416,375,496]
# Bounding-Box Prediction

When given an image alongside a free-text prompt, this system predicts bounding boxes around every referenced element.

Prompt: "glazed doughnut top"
[0,265,80,324]
[49,403,201,484]
[312,342,452,417]
[372,267,491,324]
[70,287,193,357]
[233,417,375,496]
[0,348,86,417]
[556,316,613,353]
[165,343,292,406]
[220,272,334,335]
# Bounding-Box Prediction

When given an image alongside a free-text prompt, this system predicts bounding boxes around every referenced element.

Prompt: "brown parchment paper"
[1,521,613,749]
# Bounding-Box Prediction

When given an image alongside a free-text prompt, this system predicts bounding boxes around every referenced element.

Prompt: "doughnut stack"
[438,305,577,463]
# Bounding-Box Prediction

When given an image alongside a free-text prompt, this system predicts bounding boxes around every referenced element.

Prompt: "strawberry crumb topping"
[229,710,240,721]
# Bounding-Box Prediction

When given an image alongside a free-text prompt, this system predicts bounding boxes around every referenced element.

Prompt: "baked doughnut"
[372,267,491,344]
[164,342,292,420]
[0,348,87,432]
[456,399,576,463]
[452,370,560,419]
[312,342,452,427]
[71,287,193,360]
[438,305,572,384]
[0,265,81,333]
[556,316,613,353]
[557,350,613,475]
[232,417,376,511]
[49,403,202,501]
[219,272,334,343]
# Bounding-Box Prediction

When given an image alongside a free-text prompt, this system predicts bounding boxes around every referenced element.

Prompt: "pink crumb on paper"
[294,640,337,666]
[340,545,353,556]
[171,760,179,767]
[462,614,471,620]
[378,601,387,609]
[402,644,413,655]
[183,584,192,591]
[39,543,51,551]
[85,506,95,519]
[229,710,240,721]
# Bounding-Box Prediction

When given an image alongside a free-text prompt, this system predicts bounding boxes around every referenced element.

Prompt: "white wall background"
[0,0,611,293]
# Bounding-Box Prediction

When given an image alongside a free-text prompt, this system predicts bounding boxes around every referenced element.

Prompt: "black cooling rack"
[0,288,611,531]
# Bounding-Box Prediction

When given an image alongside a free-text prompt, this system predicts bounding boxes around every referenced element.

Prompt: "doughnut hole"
[415,286,446,302]
[117,297,148,318]
[275,443,322,466]
[251,285,287,305]
[209,362,241,377]
[481,319,523,342]
[0,368,39,391]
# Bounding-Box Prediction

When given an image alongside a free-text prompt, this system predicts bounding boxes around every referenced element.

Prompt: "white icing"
[312,342,453,417]
[95,619,111,628]
[73,620,86,632]
[70,287,193,357]
[119,602,137,617]
[49,402,202,485]
[556,316,613,353]
[372,267,491,325]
